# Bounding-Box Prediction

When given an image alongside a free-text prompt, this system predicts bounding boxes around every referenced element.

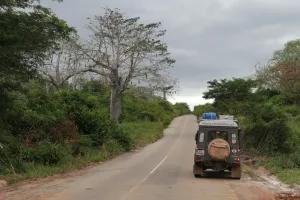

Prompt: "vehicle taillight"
[232,133,237,144]
[234,157,240,163]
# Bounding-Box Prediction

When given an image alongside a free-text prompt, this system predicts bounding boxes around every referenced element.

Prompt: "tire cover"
[208,138,231,160]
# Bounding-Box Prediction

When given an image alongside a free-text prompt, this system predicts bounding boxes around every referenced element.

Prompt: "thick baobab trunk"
[110,86,122,121]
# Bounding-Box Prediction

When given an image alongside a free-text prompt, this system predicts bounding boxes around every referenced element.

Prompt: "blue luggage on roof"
[202,112,217,120]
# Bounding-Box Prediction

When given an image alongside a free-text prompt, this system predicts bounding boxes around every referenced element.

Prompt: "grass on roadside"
[2,122,164,184]
[242,165,259,179]
[120,122,164,148]
[256,156,300,185]
[275,169,300,185]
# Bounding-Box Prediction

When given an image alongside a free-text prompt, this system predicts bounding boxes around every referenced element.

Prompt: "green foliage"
[120,92,181,128]
[81,80,110,98]
[193,103,215,118]
[255,39,300,103]
[1,0,62,9]
[203,78,257,102]
[172,103,191,116]
[4,81,67,140]
[119,122,164,148]
[0,78,183,182]
[0,1,75,79]
[0,0,74,123]
[203,78,257,114]
[257,155,300,184]
[272,39,300,65]
[23,141,72,166]
[103,139,126,157]
[243,116,290,154]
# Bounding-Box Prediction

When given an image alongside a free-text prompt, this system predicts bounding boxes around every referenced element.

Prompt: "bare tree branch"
[39,34,96,90]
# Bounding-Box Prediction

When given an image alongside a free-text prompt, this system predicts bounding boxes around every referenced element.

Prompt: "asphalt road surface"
[2,115,276,200]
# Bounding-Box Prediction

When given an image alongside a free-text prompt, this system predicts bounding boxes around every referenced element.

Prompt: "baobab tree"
[80,8,176,121]
[146,73,179,100]
[41,34,87,91]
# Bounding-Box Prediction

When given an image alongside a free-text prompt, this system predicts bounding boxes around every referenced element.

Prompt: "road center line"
[120,116,189,200]
[149,156,168,174]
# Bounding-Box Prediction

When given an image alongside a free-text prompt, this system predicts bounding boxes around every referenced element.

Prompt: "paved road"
[2,115,275,200]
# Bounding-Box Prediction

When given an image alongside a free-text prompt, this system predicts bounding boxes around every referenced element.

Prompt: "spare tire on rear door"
[208,138,230,160]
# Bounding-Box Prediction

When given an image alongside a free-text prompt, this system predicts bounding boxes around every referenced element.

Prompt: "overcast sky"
[42,0,300,110]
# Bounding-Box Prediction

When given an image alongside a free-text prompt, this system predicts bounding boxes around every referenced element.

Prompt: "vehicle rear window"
[208,131,229,142]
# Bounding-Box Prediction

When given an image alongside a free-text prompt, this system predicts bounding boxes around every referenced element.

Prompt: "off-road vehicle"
[193,113,242,179]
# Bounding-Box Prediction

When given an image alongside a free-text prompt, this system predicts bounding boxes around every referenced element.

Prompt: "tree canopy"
[202,78,257,114]
[0,0,75,115]
[255,39,300,103]
[0,0,74,80]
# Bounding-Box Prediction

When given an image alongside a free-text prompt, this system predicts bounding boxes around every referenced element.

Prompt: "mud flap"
[193,164,204,177]
[231,165,241,179]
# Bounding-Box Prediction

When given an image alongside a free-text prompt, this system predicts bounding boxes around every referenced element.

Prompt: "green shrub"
[0,129,24,175]
[267,95,288,106]
[0,79,179,182]
[281,105,300,116]
[120,122,164,148]
[103,139,125,157]
[5,92,68,140]
[172,102,191,116]
[23,141,72,166]
[257,154,300,185]
[284,116,300,153]
[110,126,133,152]
[258,156,293,171]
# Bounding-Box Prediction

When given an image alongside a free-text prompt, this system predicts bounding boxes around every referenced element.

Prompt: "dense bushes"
[120,122,164,148]
[120,93,179,127]
[0,80,188,182]
[172,103,191,116]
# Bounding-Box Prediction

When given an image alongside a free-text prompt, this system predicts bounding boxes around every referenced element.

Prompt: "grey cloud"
[42,0,300,106]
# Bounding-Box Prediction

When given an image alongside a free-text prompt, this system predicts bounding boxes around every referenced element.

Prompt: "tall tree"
[0,0,74,80]
[80,8,175,121]
[255,39,300,102]
[41,34,87,91]
[147,73,179,100]
[0,0,74,115]
[203,78,257,102]
[203,78,257,114]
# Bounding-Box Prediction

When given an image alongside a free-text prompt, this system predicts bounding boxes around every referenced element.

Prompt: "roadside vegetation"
[0,1,191,183]
[194,39,300,185]
[0,81,189,183]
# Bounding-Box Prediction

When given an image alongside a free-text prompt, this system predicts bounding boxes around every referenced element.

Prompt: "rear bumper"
[195,160,240,169]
